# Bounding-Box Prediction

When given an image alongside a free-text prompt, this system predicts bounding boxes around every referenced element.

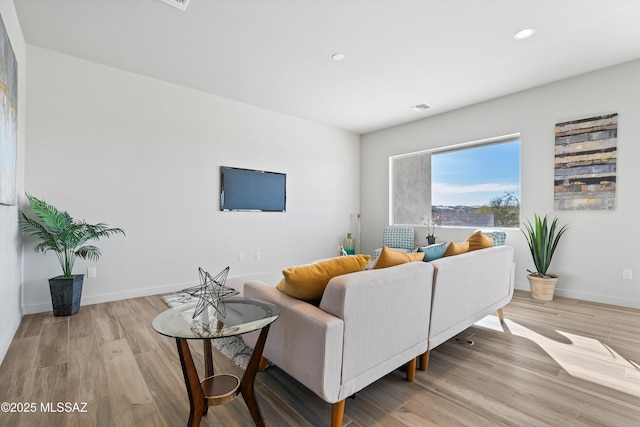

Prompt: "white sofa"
[243,244,515,425]
[243,261,434,427]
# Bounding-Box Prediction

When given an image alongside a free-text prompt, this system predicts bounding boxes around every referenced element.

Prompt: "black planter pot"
[427,236,436,245]
[48,275,84,316]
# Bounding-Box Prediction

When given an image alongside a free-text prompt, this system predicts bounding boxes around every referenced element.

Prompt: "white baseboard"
[554,288,640,309]
[23,278,640,314]
[0,310,23,365]
[514,280,640,309]
[23,269,285,315]
[22,280,198,315]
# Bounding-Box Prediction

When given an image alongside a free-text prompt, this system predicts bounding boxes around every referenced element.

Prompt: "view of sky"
[431,140,520,206]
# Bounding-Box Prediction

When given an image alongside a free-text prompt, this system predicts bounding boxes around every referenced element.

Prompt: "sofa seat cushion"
[373,246,424,269]
[276,255,371,304]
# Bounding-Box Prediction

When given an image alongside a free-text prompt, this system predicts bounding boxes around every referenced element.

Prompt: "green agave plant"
[521,213,568,278]
[18,193,125,278]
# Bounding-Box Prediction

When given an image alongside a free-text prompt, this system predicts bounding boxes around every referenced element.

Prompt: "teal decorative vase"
[343,233,355,255]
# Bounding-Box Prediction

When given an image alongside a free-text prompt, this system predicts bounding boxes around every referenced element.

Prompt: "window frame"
[389,133,521,228]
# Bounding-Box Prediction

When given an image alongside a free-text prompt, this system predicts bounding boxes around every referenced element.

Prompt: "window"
[391,136,520,228]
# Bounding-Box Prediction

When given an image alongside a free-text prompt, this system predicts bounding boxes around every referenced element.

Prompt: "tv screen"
[220,166,286,212]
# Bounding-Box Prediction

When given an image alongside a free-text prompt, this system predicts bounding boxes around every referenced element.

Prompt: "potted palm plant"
[521,213,568,301]
[19,193,125,316]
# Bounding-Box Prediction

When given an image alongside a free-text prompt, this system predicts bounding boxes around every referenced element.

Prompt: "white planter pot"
[527,274,558,301]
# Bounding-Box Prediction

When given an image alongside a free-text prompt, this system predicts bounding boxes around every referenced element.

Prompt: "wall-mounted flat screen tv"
[220,166,286,212]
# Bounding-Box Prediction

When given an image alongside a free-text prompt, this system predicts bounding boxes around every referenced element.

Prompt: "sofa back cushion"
[428,245,515,348]
[276,255,371,304]
[320,261,433,393]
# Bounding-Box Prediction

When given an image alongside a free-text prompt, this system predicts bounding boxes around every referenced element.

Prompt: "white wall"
[23,46,360,314]
[0,0,26,363]
[361,60,640,309]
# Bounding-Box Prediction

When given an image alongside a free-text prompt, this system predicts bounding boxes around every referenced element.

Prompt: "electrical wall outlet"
[87,267,97,278]
[238,253,245,262]
[255,252,261,260]
[622,269,633,280]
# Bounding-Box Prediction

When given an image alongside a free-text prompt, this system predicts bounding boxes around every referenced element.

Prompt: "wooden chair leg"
[331,400,345,427]
[258,356,269,371]
[419,350,430,371]
[406,358,416,382]
[496,307,505,322]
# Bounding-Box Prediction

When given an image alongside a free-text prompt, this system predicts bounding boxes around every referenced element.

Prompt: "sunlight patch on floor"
[474,314,506,332]
[503,319,640,398]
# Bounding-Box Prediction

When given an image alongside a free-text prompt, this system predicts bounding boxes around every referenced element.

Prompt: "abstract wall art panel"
[0,12,17,206]
[554,114,617,210]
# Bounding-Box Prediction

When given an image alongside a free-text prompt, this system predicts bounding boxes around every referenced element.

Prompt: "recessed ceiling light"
[411,104,431,112]
[332,53,345,61]
[514,28,536,40]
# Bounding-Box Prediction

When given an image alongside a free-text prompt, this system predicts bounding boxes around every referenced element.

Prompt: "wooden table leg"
[240,325,270,427]
[203,339,214,378]
[202,339,214,415]
[176,339,206,427]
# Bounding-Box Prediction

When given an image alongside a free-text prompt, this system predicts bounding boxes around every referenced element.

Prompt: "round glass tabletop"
[152,297,279,340]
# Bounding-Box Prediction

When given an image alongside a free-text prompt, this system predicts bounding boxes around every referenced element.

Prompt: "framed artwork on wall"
[0,12,17,206]
[554,113,617,210]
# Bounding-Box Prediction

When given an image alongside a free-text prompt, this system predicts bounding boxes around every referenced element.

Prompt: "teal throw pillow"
[417,242,450,262]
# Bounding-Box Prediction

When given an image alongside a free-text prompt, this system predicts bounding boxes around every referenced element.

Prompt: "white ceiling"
[13,0,640,134]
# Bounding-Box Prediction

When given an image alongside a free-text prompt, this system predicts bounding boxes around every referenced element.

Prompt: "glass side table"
[152,297,280,427]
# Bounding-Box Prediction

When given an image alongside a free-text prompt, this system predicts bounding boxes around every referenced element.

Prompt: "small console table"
[152,297,279,427]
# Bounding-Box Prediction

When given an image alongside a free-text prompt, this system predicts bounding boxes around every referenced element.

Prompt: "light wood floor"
[1,290,639,427]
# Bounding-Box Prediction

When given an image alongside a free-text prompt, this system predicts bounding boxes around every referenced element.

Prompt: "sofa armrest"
[243,281,344,402]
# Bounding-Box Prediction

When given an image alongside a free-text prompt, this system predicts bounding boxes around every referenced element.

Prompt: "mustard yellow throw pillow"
[373,246,425,269]
[276,255,371,303]
[444,241,470,257]
[465,230,494,252]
